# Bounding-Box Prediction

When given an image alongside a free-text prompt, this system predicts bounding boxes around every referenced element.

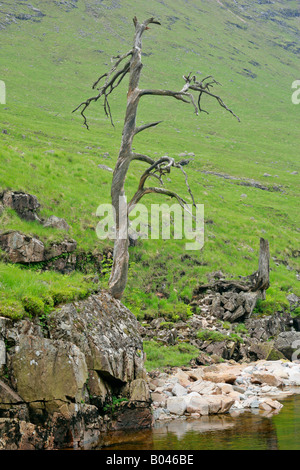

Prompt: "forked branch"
[139,73,240,121]
[128,155,197,216]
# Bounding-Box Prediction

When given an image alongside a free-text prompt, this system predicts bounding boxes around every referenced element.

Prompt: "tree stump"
[254,238,270,299]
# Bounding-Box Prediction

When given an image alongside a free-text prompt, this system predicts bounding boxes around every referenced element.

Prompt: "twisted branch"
[138,73,240,121]
[72,50,132,129]
[128,155,197,218]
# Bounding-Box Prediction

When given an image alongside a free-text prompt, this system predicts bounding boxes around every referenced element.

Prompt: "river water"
[96,394,300,451]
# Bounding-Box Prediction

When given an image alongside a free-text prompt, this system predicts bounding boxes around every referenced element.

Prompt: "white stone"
[172,382,188,397]
[186,395,209,415]
[287,369,300,385]
[189,379,216,395]
[167,396,187,416]
[261,385,272,393]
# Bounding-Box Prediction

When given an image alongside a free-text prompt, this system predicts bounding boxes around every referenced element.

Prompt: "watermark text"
[0,81,6,105]
[96,200,204,251]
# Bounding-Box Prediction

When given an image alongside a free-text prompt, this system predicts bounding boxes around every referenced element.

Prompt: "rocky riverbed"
[148,360,300,422]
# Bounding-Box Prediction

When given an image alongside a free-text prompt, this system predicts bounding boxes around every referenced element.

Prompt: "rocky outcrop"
[204,290,259,322]
[0,190,41,222]
[139,309,290,364]
[0,291,151,450]
[0,190,111,274]
[0,230,77,264]
[0,190,71,230]
[191,275,265,323]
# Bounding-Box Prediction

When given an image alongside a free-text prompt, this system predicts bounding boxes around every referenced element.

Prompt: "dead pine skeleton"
[73,16,239,299]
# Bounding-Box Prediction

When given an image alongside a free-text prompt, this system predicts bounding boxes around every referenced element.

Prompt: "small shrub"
[253,289,290,316]
[22,295,45,317]
[42,294,54,311]
[229,333,244,343]
[50,286,89,305]
[196,329,228,343]
[143,340,198,371]
[234,323,248,334]
[160,303,194,323]
[291,307,300,318]
[0,300,24,320]
[103,396,128,415]
[159,321,175,330]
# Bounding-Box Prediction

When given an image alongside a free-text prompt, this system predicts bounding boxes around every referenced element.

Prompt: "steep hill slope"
[0,0,299,320]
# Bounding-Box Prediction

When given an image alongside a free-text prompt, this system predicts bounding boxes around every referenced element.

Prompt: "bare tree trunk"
[108,20,146,299]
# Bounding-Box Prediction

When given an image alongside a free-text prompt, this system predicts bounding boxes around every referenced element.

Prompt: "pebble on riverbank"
[148,359,300,422]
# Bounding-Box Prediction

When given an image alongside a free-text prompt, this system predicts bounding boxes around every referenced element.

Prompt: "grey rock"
[43,215,70,232]
[97,164,113,172]
[0,340,5,365]
[44,239,77,261]
[167,396,187,415]
[223,299,236,312]
[250,399,260,408]
[287,293,299,309]
[231,305,245,322]
[0,291,150,449]
[0,231,45,263]
[11,335,88,407]
[274,331,300,360]
[48,292,145,384]
[172,383,187,397]
[0,190,40,221]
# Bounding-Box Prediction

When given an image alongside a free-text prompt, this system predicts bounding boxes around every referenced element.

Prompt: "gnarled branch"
[131,153,156,165]
[72,50,132,129]
[128,186,188,215]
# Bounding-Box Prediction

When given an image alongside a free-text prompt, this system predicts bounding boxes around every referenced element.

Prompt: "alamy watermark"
[96,199,204,251]
[292,80,300,105]
[0,81,6,105]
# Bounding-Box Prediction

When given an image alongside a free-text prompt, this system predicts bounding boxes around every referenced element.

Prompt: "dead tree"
[73,16,239,299]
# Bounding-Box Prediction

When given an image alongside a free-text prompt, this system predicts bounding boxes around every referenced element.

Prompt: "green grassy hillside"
[0,0,299,321]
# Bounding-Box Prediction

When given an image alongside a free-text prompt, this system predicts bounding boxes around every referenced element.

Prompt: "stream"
[95,394,300,451]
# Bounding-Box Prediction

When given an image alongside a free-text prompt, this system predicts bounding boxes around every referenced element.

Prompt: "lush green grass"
[143,340,199,371]
[0,262,99,320]
[196,329,244,344]
[0,0,299,325]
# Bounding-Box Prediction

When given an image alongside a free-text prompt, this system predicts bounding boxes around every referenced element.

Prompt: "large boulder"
[0,231,45,263]
[0,291,150,449]
[48,292,146,385]
[11,335,88,409]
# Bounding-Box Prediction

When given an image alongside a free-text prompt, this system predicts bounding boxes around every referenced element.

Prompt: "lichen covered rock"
[0,291,150,449]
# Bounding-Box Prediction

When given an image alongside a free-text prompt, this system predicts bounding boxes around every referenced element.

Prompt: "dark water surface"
[96,395,300,450]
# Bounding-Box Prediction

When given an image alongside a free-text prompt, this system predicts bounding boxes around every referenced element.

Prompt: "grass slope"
[0,0,299,323]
